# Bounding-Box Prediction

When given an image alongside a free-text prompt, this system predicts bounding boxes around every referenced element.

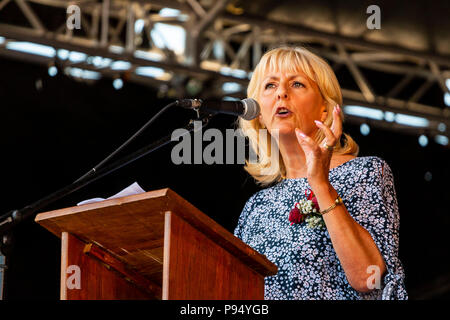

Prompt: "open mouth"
[275,107,292,117]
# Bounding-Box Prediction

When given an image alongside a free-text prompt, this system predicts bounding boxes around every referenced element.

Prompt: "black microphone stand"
[0,112,212,274]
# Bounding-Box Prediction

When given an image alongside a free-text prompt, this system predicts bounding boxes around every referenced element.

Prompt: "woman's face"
[257,68,327,138]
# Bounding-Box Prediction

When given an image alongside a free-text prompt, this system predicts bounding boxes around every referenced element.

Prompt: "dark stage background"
[1,57,449,300]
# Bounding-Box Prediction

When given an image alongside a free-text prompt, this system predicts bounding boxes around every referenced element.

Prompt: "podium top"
[35,188,277,283]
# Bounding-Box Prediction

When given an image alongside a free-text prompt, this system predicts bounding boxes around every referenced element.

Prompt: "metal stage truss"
[0,0,449,142]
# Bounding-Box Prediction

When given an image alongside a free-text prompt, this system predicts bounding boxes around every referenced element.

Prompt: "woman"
[234,46,407,300]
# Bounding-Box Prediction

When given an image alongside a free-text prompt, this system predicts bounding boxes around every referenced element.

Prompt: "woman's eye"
[293,81,304,88]
[264,83,275,89]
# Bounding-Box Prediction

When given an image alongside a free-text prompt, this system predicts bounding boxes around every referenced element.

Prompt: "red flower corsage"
[289,188,325,228]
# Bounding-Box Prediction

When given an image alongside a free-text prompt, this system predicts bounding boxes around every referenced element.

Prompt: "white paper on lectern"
[76,182,145,206]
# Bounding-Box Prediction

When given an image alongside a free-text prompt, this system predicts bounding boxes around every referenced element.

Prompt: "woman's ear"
[320,105,328,122]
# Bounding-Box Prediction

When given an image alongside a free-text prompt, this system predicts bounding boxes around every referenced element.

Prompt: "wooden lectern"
[35,188,277,300]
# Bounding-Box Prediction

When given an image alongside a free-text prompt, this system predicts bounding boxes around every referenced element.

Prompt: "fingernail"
[314,120,322,126]
[296,130,306,138]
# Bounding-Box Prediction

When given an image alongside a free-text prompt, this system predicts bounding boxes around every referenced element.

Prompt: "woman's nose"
[277,85,288,99]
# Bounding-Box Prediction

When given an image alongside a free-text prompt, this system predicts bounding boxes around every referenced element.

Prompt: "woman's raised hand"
[295,105,343,189]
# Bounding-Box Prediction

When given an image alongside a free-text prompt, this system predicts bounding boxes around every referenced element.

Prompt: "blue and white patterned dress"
[234,156,407,300]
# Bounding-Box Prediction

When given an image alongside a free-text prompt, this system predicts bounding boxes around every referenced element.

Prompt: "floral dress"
[234,156,407,300]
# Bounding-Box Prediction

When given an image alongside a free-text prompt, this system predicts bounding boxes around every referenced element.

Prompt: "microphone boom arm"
[0,115,212,238]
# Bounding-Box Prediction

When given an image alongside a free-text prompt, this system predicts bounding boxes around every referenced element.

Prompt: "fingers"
[295,129,314,144]
[314,105,343,149]
[330,105,343,139]
[295,129,321,156]
[314,120,336,148]
[295,104,343,153]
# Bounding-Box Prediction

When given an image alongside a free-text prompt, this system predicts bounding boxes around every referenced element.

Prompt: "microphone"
[176,98,260,120]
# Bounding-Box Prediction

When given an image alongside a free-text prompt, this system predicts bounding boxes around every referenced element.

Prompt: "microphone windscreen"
[241,98,260,120]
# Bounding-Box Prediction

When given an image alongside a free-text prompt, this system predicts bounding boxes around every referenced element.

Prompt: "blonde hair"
[239,46,359,186]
